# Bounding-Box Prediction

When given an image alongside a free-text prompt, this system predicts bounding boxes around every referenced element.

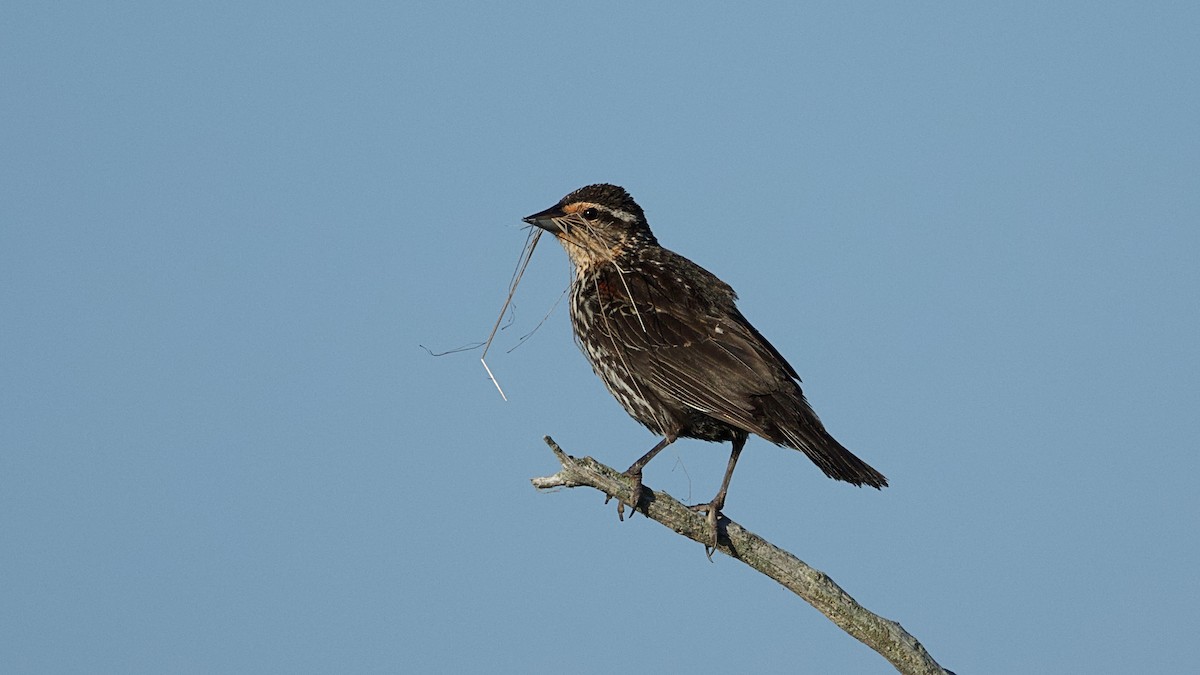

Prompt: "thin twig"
[531,436,954,675]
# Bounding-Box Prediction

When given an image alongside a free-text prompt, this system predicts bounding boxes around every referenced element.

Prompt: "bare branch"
[531,436,954,675]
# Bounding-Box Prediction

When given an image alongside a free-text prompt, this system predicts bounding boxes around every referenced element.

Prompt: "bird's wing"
[590,264,798,440]
[587,261,889,488]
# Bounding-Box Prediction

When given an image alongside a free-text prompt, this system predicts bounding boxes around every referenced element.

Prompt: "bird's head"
[523,184,658,270]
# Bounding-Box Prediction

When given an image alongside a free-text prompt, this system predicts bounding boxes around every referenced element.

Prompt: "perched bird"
[524,184,886,555]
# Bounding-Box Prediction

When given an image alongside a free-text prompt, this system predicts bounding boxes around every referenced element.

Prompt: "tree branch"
[531,436,954,675]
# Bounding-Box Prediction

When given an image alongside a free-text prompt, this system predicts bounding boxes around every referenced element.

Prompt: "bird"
[523,184,887,556]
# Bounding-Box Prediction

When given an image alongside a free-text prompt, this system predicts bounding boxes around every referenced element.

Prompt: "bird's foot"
[604,469,645,521]
[688,500,724,560]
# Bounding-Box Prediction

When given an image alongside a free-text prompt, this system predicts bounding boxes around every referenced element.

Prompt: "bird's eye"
[582,207,599,220]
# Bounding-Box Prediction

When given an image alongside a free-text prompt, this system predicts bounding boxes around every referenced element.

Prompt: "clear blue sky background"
[3,3,1197,673]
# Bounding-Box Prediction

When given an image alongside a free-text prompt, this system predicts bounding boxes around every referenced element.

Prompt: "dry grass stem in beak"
[480,228,543,400]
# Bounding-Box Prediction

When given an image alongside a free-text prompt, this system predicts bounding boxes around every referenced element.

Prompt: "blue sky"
[3,2,1197,673]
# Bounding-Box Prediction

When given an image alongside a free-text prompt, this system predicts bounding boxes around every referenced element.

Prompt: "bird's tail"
[759,394,888,489]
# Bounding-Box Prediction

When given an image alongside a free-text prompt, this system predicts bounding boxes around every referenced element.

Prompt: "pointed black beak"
[523,204,565,233]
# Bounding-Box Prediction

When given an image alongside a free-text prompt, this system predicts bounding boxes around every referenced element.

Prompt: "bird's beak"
[523,204,565,233]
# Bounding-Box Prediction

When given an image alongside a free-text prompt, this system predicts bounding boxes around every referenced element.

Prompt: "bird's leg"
[607,434,676,520]
[689,435,746,559]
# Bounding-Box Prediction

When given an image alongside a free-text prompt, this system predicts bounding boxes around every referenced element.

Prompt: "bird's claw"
[689,501,723,560]
[606,469,644,521]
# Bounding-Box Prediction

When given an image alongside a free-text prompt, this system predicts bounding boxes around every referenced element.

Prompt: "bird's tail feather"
[758,394,888,489]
